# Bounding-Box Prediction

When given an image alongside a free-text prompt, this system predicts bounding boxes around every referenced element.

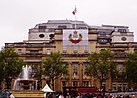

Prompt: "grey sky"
[0,0,137,48]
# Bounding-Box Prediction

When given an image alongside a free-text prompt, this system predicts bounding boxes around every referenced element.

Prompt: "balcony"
[20,53,44,57]
[110,43,129,48]
[112,52,128,58]
[5,43,55,48]
[62,53,89,57]
[97,35,111,38]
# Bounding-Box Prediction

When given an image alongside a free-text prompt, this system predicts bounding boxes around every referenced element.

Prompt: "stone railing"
[112,52,128,58]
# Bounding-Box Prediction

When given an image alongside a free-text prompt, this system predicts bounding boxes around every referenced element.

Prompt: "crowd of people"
[45,92,137,98]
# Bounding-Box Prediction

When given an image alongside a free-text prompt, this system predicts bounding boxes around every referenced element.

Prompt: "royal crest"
[68,31,83,44]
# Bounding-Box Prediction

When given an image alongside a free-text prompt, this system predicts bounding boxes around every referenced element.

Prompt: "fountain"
[11,65,44,98]
[13,65,36,90]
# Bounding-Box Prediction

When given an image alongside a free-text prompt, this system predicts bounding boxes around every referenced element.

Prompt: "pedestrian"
[47,92,53,98]
[66,92,71,98]
[44,92,47,98]
[9,93,15,98]
[59,92,64,98]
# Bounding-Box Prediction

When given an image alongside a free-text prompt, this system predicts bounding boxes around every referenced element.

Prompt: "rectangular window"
[84,46,88,53]
[30,50,39,53]
[47,49,51,55]
[118,29,127,33]
[118,63,122,73]
[73,46,78,53]
[39,26,47,29]
[39,26,47,32]
[101,82,106,92]
[73,63,78,76]
[18,49,22,54]
[123,83,127,91]
[99,32,106,35]
[83,63,88,75]
[112,82,116,91]
[118,83,122,91]
[83,81,89,87]
[63,46,67,53]
[58,25,67,29]
[48,28,54,32]
[62,63,68,78]
[62,81,67,87]
[73,81,78,87]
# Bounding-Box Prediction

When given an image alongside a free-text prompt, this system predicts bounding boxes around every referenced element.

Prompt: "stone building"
[5,20,137,91]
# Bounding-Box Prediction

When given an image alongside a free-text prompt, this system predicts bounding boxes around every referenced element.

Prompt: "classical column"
[68,62,72,86]
[79,62,83,86]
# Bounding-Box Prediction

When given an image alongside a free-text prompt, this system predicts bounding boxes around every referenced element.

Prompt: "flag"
[72,7,77,15]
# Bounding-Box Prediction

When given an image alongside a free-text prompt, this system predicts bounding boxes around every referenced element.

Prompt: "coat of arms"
[68,31,83,44]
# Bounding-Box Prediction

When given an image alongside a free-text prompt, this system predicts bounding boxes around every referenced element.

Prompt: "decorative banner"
[63,29,88,46]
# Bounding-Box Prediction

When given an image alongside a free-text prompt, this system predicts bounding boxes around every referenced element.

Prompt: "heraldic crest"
[68,31,83,44]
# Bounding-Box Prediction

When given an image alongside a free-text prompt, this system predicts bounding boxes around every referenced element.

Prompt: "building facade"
[5,20,137,92]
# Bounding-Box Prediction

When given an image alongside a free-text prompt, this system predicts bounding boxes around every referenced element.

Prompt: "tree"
[0,48,25,89]
[86,49,116,90]
[124,50,137,86]
[42,52,68,90]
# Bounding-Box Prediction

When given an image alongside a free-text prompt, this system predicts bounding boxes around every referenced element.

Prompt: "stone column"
[79,62,83,86]
[68,62,72,86]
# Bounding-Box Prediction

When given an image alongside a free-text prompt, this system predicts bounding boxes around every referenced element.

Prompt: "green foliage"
[86,49,116,85]
[0,48,25,89]
[124,50,137,83]
[42,52,68,90]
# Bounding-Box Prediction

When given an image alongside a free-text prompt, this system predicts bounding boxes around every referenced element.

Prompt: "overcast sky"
[0,0,137,48]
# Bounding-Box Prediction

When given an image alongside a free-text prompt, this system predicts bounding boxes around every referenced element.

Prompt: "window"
[83,81,89,87]
[49,34,54,39]
[101,82,106,92]
[98,39,108,43]
[118,63,122,73]
[58,25,67,29]
[112,82,116,91]
[48,28,55,32]
[84,46,88,53]
[62,81,67,87]
[47,49,51,55]
[123,83,127,91]
[73,63,78,75]
[39,34,45,38]
[121,37,127,41]
[78,27,87,29]
[99,32,106,36]
[38,26,47,32]
[63,46,67,53]
[62,63,69,79]
[118,83,122,91]
[73,46,78,53]
[118,29,127,33]
[83,63,88,75]
[30,50,39,53]
[73,81,78,87]
[18,49,22,54]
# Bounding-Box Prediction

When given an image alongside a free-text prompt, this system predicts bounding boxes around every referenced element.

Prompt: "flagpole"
[74,5,77,31]
[75,13,76,31]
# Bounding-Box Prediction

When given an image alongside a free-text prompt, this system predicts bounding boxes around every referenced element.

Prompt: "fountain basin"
[13,79,37,90]
[11,90,44,98]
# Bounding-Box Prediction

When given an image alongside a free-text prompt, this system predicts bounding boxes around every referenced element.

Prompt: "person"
[66,92,71,98]
[44,92,47,98]
[47,92,53,98]
[9,93,15,98]
[76,93,81,98]
[59,92,64,98]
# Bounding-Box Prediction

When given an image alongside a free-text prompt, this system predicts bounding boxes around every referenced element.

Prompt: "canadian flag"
[72,7,77,15]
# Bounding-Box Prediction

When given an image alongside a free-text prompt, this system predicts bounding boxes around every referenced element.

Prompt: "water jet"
[13,65,36,90]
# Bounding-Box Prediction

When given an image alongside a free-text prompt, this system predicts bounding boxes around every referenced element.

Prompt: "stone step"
[11,90,44,98]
